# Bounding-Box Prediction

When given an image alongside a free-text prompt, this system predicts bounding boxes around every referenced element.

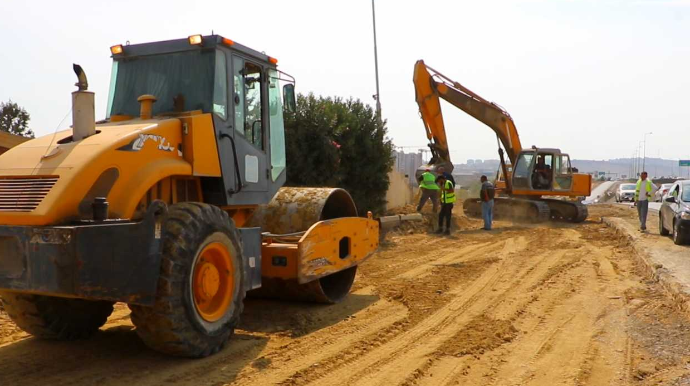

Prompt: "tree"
[0,101,34,138]
[284,93,394,215]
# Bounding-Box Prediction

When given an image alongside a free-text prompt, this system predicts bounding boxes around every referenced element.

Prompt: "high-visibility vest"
[635,179,652,201]
[441,180,456,204]
[419,172,440,190]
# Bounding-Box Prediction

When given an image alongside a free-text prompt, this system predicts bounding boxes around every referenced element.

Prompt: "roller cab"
[0,35,379,357]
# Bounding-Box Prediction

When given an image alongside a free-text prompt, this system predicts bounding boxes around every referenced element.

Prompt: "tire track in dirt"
[417,226,640,386]
[231,290,408,385]
[301,230,567,385]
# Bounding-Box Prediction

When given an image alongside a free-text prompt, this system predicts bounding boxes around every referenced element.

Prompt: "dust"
[385,201,478,237]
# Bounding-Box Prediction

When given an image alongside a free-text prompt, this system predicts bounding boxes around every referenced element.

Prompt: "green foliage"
[284,93,394,215]
[0,101,34,138]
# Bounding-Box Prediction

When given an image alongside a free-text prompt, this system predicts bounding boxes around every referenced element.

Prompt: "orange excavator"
[413,60,590,222]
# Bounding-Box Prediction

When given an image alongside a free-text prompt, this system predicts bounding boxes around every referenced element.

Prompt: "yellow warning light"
[110,45,123,55]
[188,34,203,45]
[268,56,278,65]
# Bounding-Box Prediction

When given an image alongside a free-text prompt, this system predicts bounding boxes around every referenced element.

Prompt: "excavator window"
[513,152,534,189]
[532,154,553,190]
[554,155,573,190]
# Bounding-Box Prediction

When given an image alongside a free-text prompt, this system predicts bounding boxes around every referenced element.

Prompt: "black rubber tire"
[129,202,245,358]
[673,220,688,245]
[0,292,113,340]
[659,215,670,236]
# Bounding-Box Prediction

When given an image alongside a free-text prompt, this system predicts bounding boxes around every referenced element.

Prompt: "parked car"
[615,183,637,202]
[655,183,674,202]
[659,180,690,245]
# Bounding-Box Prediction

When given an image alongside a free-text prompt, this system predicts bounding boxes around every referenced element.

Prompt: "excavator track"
[463,197,550,223]
[542,198,589,223]
[463,197,588,223]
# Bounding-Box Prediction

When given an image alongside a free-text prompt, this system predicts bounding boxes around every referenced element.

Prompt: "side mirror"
[283,84,296,113]
[665,196,676,203]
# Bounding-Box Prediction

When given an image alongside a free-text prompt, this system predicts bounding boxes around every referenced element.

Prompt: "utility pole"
[642,132,652,173]
[637,141,643,177]
[371,0,382,125]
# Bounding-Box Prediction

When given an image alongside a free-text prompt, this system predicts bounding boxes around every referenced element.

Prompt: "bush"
[284,93,393,215]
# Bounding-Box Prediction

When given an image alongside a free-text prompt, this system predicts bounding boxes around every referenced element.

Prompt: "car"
[615,183,637,202]
[655,183,674,202]
[659,180,690,245]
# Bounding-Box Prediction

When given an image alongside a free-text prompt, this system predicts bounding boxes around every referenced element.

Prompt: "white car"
[616,183,636,202]
[655,183,674,202]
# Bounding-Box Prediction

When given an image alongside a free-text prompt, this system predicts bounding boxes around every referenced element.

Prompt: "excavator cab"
[513,149,575,192]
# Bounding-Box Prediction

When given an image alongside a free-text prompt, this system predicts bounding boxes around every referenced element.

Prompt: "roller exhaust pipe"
[72,64,96,141]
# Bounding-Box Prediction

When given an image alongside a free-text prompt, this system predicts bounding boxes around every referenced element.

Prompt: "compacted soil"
[2,205,690,385]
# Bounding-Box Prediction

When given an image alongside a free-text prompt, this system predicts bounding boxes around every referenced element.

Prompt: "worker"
[480,175,495,230]
[435,174,456,235]
[436,166,455,187]
[634,171,658,232]
[417,168,440,212]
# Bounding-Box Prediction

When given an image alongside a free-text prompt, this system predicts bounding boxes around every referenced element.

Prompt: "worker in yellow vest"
[634,171,658,232]
[436,174,456,235]
[417,168,440,213]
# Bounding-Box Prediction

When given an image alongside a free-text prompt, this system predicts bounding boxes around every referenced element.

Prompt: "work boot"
[435,228,444,234]
[444,229,451,236]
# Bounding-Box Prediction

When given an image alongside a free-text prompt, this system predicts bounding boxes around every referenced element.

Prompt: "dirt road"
[2,205,690,385]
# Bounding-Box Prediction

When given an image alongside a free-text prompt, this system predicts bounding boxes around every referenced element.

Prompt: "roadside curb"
[602,217,690,315]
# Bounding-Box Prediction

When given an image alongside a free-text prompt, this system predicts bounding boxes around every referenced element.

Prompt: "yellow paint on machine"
[0,112,222,226]
[260,217,380,283]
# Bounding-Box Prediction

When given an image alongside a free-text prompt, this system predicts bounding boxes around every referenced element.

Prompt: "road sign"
[680,160,690,167]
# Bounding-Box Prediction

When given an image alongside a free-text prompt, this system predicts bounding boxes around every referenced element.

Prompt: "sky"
[1,0,688,163]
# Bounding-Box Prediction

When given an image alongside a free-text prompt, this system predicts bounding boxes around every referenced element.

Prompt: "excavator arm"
[413,60,523,166]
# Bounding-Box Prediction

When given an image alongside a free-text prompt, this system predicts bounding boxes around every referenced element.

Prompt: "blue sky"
[1,0,688,162]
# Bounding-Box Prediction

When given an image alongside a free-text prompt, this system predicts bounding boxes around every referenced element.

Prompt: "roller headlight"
[681,211,690,221]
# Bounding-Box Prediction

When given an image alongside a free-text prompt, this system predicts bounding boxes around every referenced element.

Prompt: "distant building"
[393,150,424,186]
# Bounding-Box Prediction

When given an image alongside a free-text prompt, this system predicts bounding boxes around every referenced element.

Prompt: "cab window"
[212,51,227,119]
[232,56,264,150]
[513,152,534,189]
[268,69,286,181]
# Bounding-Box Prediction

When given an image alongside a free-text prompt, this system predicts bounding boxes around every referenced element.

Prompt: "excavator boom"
[413,60,522,165]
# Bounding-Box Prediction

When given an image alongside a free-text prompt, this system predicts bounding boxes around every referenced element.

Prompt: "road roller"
[0,35,379,357]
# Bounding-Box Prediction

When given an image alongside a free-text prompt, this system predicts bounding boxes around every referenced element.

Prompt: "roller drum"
[248,187,361,303]
[247,187,358,234]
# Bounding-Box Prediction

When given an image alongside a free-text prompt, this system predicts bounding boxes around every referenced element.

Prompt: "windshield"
[514,152,534,179]
[621,184,636,190]
[108,50,215,117]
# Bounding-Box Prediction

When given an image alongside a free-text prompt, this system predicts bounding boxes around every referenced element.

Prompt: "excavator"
[0,35,379,357]
[413,60,590,222]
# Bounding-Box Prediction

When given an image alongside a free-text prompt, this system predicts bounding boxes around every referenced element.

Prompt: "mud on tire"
[129,202,245,358]
[0,293,114,340]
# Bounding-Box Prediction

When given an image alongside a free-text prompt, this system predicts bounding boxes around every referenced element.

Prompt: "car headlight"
[681,212,690,220]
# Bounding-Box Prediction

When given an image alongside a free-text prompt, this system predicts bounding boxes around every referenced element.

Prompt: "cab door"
[553,154,573,192]
[230,55,269,195]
